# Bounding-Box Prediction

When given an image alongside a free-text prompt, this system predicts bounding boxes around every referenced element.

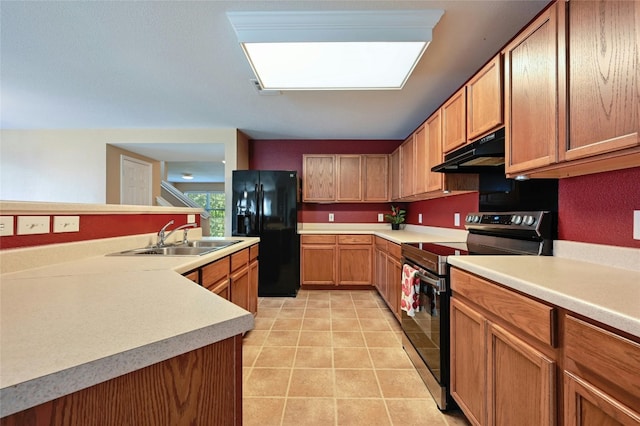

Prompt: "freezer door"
[232,170,260,236]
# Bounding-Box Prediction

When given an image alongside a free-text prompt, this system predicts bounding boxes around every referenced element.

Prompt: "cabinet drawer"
[338,234,372,245]
[250,244,259,261]
[387,242,401,259]
[565,315,640,400]
[201,257,229,288]
[231,249,249,272]
[375,236,387,249]
[183,270,199,283]
[451,268,556,346]
[301,235,336,244]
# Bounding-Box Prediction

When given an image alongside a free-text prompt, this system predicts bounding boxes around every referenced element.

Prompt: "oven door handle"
[416,273,445,294]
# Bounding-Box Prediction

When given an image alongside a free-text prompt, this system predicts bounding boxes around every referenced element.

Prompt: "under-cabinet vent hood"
[432,127,505,173]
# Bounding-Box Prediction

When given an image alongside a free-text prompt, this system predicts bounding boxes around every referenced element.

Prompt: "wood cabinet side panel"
[414,125,428,194]
[1,337,241,426]
[390,148,401,201]
[426,110,444,192]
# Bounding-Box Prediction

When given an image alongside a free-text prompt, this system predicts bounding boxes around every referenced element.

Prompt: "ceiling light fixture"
[227,10,444,91]
[182,173,194,180]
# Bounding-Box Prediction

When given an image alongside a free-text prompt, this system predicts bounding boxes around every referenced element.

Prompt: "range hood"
[432,127,505,173]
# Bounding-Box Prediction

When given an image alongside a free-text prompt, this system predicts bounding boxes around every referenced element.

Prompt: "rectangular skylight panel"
[243,41,428,90]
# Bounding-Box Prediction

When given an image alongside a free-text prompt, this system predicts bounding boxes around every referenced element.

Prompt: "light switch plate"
[53,216,80,233]
[378,213,384,222]
[17,216,50,235]
[0,216,14,236]
[418,213,423,224]
[634,210,640,240]
[454,213,460,227]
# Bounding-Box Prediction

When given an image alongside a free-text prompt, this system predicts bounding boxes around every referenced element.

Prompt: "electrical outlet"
[0,216,14,236]
[454,213,461,227]
[634,210,640,240]
[328,213,335,222]
[418,213,423,224]
[187,214,196,223]
[53,216,80,233]
[17,216,50,235]
[378,213,384,222]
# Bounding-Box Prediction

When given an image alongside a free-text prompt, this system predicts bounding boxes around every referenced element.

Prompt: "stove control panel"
[465,211,551,231]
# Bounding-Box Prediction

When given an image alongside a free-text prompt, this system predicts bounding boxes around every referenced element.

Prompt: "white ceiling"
[1,0,549,180]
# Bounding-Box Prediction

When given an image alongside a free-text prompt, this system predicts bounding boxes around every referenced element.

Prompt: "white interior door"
[120,155,152,205]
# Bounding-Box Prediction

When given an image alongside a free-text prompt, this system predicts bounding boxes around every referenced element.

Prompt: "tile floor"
[242,289,470,426]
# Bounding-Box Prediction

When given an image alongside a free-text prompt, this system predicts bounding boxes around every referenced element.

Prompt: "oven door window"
[402,278,442,382]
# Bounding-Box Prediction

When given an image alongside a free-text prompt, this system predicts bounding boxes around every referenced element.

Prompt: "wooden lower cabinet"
[487,322,555,426]
[1,335,243,426]
[451,298,486,426]
[230,248,250,312]
[301,234,372,287]
[201,257,230,300]
[450,268,557,426]
[563,315,640,426]
[248,244,259,315]
[373,237,401,320]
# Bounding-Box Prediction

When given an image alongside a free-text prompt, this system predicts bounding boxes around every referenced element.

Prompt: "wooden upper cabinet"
[504,3,560,174]
[390,148,401,201]
[466,54,504,141]
[363,154,389,201]
[400,135,415,199]
[336,155,362,201]
[442,87,467,153]
[414,124,428,195]
[303,154,336,202]
[562,0,639,162]
[426,110,444,192]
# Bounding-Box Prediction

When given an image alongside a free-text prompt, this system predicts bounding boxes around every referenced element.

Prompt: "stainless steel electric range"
[400,211,555,411]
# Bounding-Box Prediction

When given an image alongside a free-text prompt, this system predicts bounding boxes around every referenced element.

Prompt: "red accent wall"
[0,214,199,250]
[251,139,402,223]
[405,193,479,229]
[558,167,640,248]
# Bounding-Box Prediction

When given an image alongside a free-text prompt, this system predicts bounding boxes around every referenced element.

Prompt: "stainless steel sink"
[184,240,241,249]
[108,246,218,256]
[107,240,241,256]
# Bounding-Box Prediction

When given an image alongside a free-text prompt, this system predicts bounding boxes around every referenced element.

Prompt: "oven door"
[400,261,450,410]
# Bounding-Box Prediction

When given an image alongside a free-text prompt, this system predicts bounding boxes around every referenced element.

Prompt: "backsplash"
[558,166,640,248]
[404,193,479,229]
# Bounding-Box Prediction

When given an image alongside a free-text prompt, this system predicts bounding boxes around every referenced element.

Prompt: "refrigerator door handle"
[254,184,260,234]
[259,184,264,233]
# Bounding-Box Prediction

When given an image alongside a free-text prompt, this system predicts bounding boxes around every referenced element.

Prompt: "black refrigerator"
[232,170,300,297]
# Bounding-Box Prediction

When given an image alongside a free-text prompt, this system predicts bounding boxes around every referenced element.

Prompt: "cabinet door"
[564,372,640,426]
[231,266,249,311]
[337,155,363,201]
[374,245,387,299]
[301,245,336,285]
[364,155,389,201]
[390,148,401,201]
[467,54,503,141]
[487,322,555,426]
[303,155,336,202]
[386,253,401,321]
[442,87,467,153]
[400,135,415,199]
[451,297,486,426]
[563,0,639,162]
[414,124,428,194]
[210,279,230,301]
[504,4,560,174]
[426,110,444,192]
[337,245,372,285]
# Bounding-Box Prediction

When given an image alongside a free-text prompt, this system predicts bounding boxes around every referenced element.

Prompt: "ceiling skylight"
[227,10,444,91]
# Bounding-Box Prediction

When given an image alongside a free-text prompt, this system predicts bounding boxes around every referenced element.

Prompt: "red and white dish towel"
[401,263,420,317]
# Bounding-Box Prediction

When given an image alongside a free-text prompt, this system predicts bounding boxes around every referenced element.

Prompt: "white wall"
[0,129,240,234]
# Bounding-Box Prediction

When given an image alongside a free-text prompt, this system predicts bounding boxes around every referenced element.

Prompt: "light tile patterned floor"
[243,289,470,426]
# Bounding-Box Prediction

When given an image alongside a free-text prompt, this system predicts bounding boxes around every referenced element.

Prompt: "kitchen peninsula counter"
[0,236,258,418]
[448,255,640,339]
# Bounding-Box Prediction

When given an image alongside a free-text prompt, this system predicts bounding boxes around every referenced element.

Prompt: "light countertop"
[0,237,258,417]
[298,223,468,244]
[448,256,640,338]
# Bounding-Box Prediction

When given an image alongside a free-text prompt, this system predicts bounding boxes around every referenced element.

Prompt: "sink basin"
[108,246,218,256]
[184,240,241,249]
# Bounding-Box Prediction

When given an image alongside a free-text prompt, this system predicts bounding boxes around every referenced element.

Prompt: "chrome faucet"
[157,220,198,247]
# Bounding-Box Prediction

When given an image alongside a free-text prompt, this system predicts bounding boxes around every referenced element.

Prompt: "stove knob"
[473,215,481,223]
[512,215,523,225]
[465,214,472,223]
[524,215,536,226]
